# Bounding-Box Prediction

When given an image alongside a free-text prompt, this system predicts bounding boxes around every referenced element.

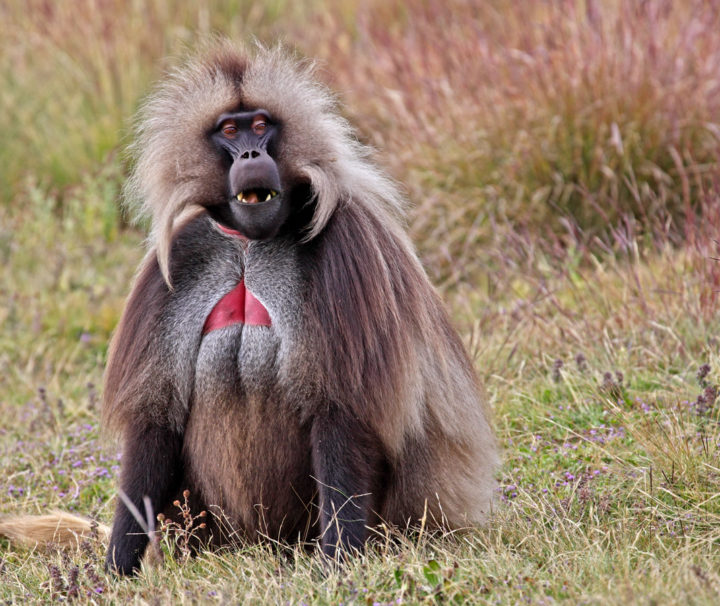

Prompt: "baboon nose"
[229,150,282,198]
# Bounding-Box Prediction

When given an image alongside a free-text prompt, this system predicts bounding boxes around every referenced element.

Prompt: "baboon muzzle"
[222,149,288,240]
[229,148,282,202]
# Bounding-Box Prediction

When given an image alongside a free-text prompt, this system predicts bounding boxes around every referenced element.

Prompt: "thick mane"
[303,197,474,453]
[125,42,406,283]
[239,46,407,237]
[124,43,244,282]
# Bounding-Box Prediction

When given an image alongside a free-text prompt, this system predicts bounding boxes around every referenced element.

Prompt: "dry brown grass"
[303,0,720,285]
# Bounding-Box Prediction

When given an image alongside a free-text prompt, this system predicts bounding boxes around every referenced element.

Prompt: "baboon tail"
[0,511,110,548]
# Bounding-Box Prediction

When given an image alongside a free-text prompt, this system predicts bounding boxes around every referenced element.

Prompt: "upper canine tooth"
[236,192,244,201]
[264,193,271,201]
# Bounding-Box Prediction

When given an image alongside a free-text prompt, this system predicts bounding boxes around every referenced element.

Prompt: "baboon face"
[202,108,294,240]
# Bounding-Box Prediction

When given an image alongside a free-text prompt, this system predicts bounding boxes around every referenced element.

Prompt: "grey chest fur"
[193,235,305,401]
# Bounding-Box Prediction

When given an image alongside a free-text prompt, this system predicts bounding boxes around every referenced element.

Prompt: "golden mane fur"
[125,41,406,284]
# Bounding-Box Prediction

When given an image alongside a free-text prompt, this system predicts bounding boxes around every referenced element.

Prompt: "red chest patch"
[202,279,271,333]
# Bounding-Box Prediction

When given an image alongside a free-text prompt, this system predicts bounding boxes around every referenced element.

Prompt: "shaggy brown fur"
[3,42,498,574]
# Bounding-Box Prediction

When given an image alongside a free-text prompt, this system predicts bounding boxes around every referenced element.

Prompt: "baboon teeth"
[236,189,278,203]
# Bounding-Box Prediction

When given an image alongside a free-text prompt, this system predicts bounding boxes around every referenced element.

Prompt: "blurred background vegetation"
[3,0,720,282]
[2,1,720,603]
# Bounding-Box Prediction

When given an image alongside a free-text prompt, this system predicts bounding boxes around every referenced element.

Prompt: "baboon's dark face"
[205,108,292,239]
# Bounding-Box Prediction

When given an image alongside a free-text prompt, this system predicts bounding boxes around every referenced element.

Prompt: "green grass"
[2,0,720,603]
[3,177,719,604]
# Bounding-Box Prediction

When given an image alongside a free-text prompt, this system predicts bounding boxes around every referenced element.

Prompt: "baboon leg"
[311,406,384,559]
[105,421,183,575]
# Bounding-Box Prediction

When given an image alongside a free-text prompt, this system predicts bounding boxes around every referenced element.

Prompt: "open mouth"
[235,188,279,204]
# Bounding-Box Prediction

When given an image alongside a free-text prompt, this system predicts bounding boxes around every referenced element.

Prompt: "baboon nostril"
[251,150,260,158]
[240,151,250,159]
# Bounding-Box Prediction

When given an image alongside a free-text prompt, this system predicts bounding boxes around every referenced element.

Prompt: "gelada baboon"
[0,43,498,575]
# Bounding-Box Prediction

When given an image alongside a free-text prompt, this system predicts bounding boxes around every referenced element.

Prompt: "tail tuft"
[0,510,110,548]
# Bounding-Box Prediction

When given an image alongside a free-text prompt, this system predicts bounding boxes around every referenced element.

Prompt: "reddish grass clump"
[305,0,720,282]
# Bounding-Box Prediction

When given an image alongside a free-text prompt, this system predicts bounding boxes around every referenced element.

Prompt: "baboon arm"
[310,406,385,558]
[106,420,183,575]
[103,252,174,434]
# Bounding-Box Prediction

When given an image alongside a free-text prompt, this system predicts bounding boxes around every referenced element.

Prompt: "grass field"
[1,1,720,603]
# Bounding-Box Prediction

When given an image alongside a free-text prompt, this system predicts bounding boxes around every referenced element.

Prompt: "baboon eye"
[221,121,238,137]
[252,116,268,135]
